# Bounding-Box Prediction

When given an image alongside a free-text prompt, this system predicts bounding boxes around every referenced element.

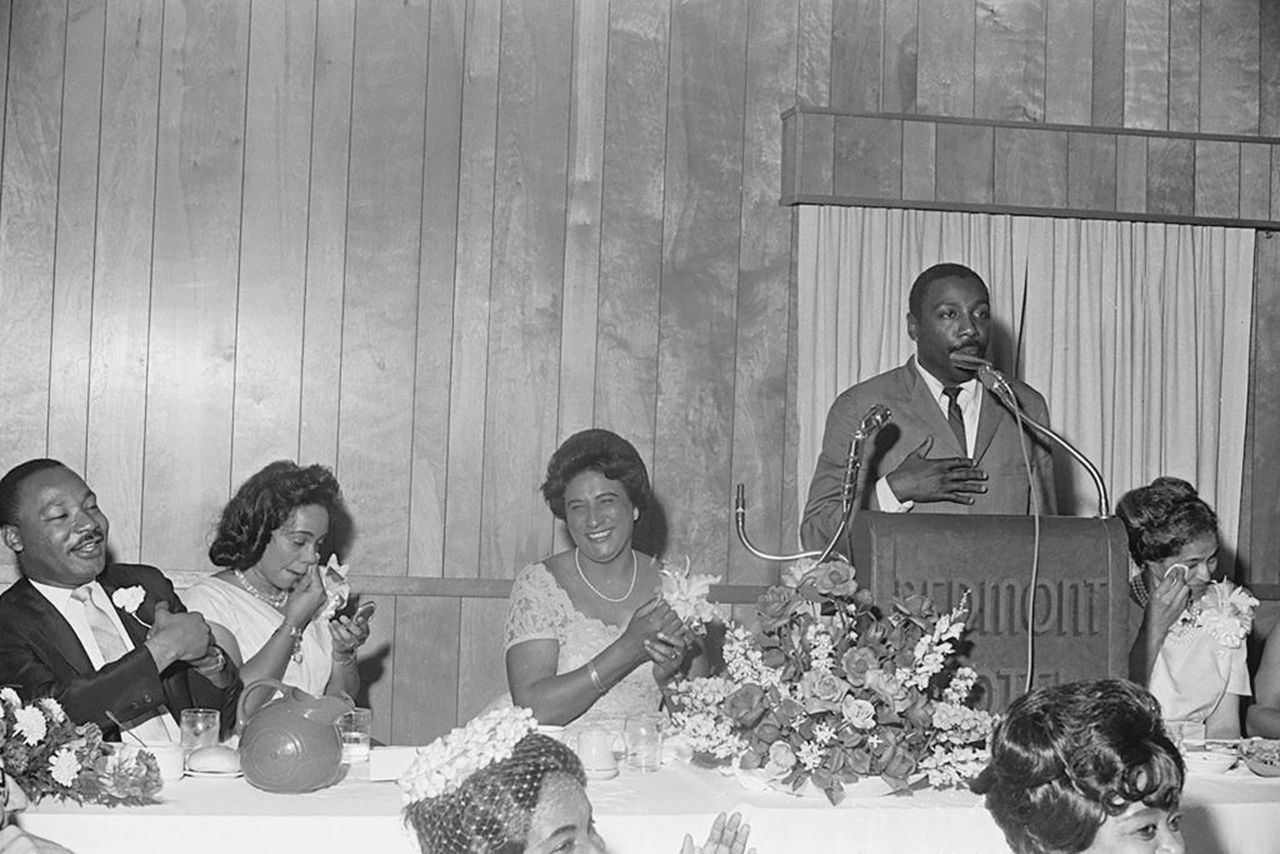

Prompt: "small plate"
[1181,750,1237,775]
[583,767,618,781]
[184,769,244,779]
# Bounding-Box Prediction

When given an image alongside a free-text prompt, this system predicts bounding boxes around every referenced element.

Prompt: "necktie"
[943,386,968,456]
[71,586,130,663]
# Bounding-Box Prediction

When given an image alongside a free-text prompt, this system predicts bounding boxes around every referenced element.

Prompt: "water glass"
[339,708,373,764]
[623,713,664,772]
[180,708,220,755]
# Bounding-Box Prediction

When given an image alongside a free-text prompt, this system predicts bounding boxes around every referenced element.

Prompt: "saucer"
[583,766,618,781]
[184,769,244,779]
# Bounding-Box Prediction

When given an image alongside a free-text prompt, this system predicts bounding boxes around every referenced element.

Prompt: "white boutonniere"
[319,554,351,621]
[111,586,150,627]
[1195,580,1258,648]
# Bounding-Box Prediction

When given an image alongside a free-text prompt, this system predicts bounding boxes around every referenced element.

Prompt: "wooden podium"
[849,512,1132,711]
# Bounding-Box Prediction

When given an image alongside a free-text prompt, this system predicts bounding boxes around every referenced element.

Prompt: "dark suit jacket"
[0,563,240,739]
[801,358,1057,553]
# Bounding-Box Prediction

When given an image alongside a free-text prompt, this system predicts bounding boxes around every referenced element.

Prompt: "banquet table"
[20,748,1280,854]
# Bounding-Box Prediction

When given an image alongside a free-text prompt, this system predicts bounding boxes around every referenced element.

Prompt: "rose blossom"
[803,670,849,703]
[842,696,876,730]
[841,647,878,687]
[765,740,796,775]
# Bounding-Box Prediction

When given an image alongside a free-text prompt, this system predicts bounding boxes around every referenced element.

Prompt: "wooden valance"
[781,106,1280,229]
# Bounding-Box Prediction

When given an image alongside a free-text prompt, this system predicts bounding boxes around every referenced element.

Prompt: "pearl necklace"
[575,548,637,603]
[234,569,288,609]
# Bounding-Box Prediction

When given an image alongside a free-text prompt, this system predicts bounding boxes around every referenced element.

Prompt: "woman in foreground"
[972,679,1185,854]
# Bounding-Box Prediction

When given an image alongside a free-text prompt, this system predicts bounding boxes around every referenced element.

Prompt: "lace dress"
[497,561,663,729]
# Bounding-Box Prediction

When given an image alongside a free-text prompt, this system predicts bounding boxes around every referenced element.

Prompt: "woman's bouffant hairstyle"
[971,679,1185,854]
[540,429,651,521]
[1115,476,1218,567]
[404,734,585,854]
[208,461,344,571]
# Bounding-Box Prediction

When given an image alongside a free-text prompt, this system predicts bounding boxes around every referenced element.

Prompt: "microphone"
[947,351,1111,516]
[854,403,892,440]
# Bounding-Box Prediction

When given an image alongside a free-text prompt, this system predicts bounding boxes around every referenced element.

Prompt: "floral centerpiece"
[667,557,995,805]
[1,688,162,807]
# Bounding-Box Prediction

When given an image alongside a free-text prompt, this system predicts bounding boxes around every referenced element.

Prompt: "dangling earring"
[633,508,640,522]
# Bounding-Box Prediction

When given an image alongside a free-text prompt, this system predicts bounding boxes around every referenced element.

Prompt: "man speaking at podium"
[801,263,1056,552]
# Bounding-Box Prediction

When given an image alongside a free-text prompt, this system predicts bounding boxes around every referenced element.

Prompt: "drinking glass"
[179,708,220,755]
[338,708,373,764]
[623,712,664,772]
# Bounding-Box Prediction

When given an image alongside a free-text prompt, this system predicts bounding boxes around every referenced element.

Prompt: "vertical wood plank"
[994,127,1066,207]
[1242,233,1280,586]
[480,0,573,577]
[49,0,106,471]
[456,598,509,721]
[443,0,501,579]
[1116,135,1148,214]
[731,0,798,584]
[0,0,9,175]
[974,0,1046,122]
[355,593,395,744]
[409,0,465,578]
[1044,0,1091,124]
[391,596,461,744]
[144,0,249,570]
[935,123,993,204]
[595,1,668,480]
[1067,132,1117,212]
[1146,137,1195,215]
[881,0,918,113]
[299,0,355,470]
[1273,146,1280,223]
[1091,0,1125,126]
[901,119,936,201]
[232,1,315,481]
[796,0,832,107]
[916,0,975,117]
[654,0,746,572]
[1261,1,1280,136]
[1200,0,1260,135]
[1123,0,1169,130]
[86,0,163,562]
[833,116,901,198]
[1167,0,1200,133]
[1194,141,1240,219]
[1240,143,1271,222]
[797,112,834,197]
[830,0,883,112]
[556,0,609,440]
[339,1,429,577]
[0,0,63,472]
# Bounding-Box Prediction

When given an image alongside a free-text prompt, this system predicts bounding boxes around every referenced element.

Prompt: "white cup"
[146,743,186,783]
[576,727,617,776]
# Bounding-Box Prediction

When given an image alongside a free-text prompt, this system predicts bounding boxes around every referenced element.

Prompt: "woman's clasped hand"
[624,597,697,685]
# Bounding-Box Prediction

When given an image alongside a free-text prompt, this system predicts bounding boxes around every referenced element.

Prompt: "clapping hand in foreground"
[680,812,753,854]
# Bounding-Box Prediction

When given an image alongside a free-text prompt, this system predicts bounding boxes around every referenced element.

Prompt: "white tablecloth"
[19,750,1280,854]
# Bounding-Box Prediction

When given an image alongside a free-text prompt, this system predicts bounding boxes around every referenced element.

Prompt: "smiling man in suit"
[0,458,239,741]
[801,263,1056,554]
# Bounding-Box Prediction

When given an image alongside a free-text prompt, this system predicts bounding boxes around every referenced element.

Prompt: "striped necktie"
[943,386,968,456]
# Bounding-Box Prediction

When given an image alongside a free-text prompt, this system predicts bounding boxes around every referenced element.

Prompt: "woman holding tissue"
[502,430,710,728]
[1118,477,1256,739]
[183,461,371,715]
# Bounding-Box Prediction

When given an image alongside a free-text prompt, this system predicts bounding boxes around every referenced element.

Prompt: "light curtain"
[796,206,1254,553]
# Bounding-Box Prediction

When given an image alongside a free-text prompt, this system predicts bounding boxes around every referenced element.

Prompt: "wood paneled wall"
[1,0,1277,743]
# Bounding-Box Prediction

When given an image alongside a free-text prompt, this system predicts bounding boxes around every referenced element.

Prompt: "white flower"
[49,747,80,787]
[13,705,48,746]
[796,741,824,771]
[812,722,835,745]
[38,698,66,723]
[399,707,538,803]
[319,554,352,620]
[1196,580,1257,648]
[841,696,876,730]
[659,557,723,631]
[0,688,20,708]
[111,586,146,614]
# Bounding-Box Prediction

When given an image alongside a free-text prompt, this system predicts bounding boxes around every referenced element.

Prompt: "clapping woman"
[503,429,708,727]
[183,461,371,715]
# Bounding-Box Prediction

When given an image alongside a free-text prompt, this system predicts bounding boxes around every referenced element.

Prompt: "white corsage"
[319,554,351,621]
[111,586,150,627]
[660,556,723,634]
[399,706,538,803]
[1195,580,1258,648]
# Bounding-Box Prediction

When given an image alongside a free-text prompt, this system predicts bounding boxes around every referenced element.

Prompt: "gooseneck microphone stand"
[735,404,892,563]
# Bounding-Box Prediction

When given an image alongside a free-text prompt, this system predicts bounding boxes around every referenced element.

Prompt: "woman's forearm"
[1247,705,1280,738]
[516,639,643,725]
[1128,619,1166,685]
[326,654,361,700]
[237,624,305,714]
